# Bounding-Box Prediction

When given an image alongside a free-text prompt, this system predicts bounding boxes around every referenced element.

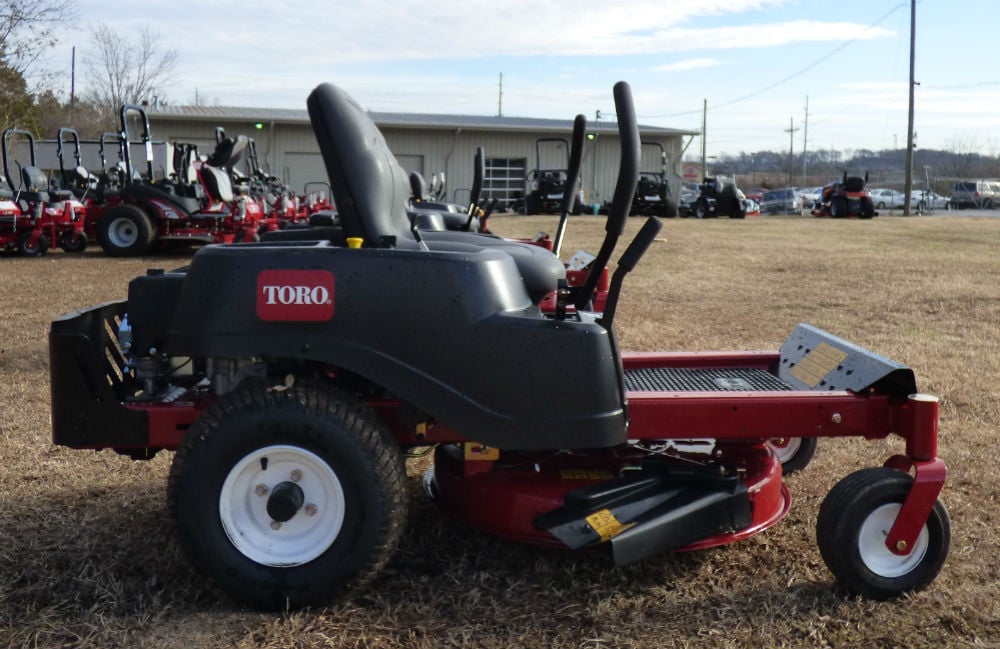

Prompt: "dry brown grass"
[1,215,998,648]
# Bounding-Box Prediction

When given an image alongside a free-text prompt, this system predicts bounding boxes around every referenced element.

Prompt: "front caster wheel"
[18,231,49,256]
[58,230,88,253]
[817,467,950,600]
[168,378,408,610]
[767,437,817,475]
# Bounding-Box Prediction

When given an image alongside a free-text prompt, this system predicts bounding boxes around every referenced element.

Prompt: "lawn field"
[0,214,997,648]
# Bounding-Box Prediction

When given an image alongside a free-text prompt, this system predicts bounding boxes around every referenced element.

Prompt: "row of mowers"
[51,79,949,610]
[522,138,680,219]
[1,128,90,257]
[2,106,334,258]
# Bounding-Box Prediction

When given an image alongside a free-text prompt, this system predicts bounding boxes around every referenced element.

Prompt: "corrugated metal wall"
[146,118,687,206]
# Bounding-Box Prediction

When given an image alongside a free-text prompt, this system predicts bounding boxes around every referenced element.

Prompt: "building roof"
[147,104,697,137]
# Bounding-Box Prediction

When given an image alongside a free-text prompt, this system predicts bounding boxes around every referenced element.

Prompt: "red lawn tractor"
[1,128,84,256]
[812,172,877,219]
[90,104,266,256]
[50,81,949,610]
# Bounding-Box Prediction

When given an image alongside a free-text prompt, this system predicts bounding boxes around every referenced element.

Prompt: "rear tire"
[168,378,408,610]
[817,467,949,600]
[830,196,848,218]
[694,198,710,219]
[97,204,156,257]
[860,197,875,219]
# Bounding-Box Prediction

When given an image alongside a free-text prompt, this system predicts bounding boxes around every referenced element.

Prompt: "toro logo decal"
[256,270,335,322]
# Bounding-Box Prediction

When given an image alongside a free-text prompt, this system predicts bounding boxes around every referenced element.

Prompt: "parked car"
[868,188,906,209]
[799,186,824,210]
[912,190,950,211]
[760,188,802,214]
[951,180,1000,209]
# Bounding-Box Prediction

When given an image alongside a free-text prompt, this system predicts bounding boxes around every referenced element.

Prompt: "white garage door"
[394,154,424,176]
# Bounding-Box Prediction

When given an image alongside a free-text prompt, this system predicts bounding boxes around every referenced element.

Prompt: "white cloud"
[654,58,728,72]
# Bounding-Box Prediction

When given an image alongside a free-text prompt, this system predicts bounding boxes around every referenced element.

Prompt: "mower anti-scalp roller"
[48,80,949,611]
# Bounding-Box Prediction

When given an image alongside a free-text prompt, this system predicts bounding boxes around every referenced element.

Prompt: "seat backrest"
[307,83,417,249]
[844,176,865,193]
[201,165,233,202]
[409,170,428,201]
[21,166,47,193]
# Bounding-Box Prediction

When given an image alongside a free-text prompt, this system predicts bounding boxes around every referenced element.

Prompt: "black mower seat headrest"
[844,176,865,193]
[409,170,428,200]
[205,138,235,168]
[307,82,418,249]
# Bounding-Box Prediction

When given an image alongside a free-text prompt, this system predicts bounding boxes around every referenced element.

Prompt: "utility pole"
[700,99,707,180]
[785,117,799,186]
[498,73,503,117]
[903,0,917,215]
[802,96,809,185]
[70,47,76,115]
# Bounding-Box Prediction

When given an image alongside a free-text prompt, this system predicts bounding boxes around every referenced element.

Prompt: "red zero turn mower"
[50,81,949,610]
[90,104,266,256]
[1,128,82,256]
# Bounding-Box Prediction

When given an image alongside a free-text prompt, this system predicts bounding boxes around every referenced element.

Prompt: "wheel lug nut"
[255,484,268,497]
[305,504,317,516]
[290,470,303,482]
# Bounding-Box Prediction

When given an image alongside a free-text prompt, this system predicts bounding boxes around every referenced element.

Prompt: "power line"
[638,2,908,119]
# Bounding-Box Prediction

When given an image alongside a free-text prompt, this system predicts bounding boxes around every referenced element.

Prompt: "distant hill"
[693,147,1000,194]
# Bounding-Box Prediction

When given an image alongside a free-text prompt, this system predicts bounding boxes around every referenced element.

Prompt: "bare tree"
[84,23,179,127]
[942,135,983,180]
[0,0,77,78]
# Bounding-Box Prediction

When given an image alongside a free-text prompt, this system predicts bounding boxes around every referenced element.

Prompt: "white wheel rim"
[219,444,345,567]
[857,503,929,578]
[769,438,801,464]
[108,217,139,247]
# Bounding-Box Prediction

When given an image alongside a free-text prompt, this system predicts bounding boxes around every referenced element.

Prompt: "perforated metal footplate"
[624,367,793,392]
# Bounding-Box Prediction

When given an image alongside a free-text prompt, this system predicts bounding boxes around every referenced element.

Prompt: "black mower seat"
[200,165,234,203]
[420,230,564,303]
[307,82,564,303]
[845,177,865,193]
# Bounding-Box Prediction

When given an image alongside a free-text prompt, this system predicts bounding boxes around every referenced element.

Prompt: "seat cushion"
[421,230,565,303]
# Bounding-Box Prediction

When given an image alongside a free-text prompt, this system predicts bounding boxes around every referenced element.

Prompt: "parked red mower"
[812,172,877,219]
[91,104,266,256]
[1,128,84,256]
[50,81,949,611]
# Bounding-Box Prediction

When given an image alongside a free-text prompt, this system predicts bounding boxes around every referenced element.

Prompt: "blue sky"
[38,0,997,158]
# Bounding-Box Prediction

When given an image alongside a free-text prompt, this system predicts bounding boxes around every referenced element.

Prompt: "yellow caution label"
[586,509,629,542]
[463,443,500,461]
[790,342,848,388]
[560,469,616,481]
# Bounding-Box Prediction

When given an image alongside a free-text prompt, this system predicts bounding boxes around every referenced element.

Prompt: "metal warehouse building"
[145,105,697,209]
